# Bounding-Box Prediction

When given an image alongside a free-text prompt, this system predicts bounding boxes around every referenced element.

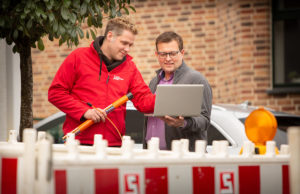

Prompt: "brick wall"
[32,0,300,119]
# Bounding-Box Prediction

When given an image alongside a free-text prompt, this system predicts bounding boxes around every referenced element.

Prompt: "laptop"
[152,84,204,117]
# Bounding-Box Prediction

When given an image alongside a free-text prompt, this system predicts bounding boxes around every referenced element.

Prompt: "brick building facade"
[32,0,300,119]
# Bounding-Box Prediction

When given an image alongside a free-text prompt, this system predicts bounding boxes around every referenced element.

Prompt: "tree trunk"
[18,38,33,141]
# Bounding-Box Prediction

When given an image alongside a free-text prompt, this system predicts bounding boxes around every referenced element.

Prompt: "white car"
[34,101,300,154]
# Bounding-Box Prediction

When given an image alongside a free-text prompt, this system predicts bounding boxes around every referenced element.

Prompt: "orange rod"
[62,93,132,141]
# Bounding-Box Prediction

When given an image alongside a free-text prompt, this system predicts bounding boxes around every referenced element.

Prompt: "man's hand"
[83,108,107,123]
[159,115,185,128]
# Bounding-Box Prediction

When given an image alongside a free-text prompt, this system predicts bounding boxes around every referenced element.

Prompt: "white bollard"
[265,141,276,157]
[94,135,107,159]
[122,138,134,159]
[122,136,131,141]
[37,131,47,142]
[242,141,254,157]
[219,140,229,157]
[23,128,37,194]
[35,135,52,194]
[148,137,159,158]
[66,133,79,160]
[211,140,219,155]
[280,144,289,155]
[171,140,182,158]
[8,130,18,143]
[288,127,300,194]
[211,140,228,157]
[195,140,206,157]
[180,139,189,153]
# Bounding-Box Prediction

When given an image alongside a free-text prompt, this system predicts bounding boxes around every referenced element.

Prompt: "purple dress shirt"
[145,72,174,150]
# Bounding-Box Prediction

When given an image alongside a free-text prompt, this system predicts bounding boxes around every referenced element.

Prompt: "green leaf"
[48,13,55,22]
[75,36,79,45]
[97,14,103,26]
[63,0,71,8]
[86,31,89,39]
[31,42,37,48]
[48,33,54,41]
[38,39,45,51]
[71,28,76,38]
[129,5,136,12]
[80,2,87,15]
[103,3,108,13]
[116,10,122,17]
[88,6,95,16]
[53,21,58,32]
[13,45,18,53]
[87,16,92,27]
[111,8,116,17]
[90,29,96,40]
[26,20,32,29]
[6,37,12,45]
[123,7,129,15]
[70,13,76,24]
[24,7,30,15]
[21,14,26,20]
[59,38,64,46]
[18,26,23,31]
[13,30,18,40]
[58,23,66,34]
[78,28,84,39]
[61,7,69,20]
[36,8,44,18]
[23,28,30,37]
[94,2,101,14]
[46,1,52,10]
[41,13,47,20]
[73,0,80,9]
[0,19,5,27]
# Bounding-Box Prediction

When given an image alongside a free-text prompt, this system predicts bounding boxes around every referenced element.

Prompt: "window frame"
[271,0,300,93]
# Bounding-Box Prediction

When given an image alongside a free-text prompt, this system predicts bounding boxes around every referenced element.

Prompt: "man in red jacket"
[48,16,155,146]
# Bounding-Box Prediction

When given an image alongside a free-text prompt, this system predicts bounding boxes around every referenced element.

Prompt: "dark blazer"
[143,61,213,151]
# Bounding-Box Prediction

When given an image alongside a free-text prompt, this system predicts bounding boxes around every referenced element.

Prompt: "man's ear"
[106,31,114,41]
[180,49,185,56]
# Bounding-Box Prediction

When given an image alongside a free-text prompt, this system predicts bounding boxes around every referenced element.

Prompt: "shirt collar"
[159,71,174,81]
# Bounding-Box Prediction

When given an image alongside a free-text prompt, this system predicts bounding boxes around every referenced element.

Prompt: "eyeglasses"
[157,51,180,59]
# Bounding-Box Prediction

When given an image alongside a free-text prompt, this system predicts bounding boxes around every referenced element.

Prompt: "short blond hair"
[104,16,138,37]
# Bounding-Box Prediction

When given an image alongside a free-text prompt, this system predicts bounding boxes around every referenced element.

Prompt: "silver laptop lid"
[153,84,204,117]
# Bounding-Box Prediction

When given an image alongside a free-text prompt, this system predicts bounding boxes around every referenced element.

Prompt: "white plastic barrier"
[0,129,292,194]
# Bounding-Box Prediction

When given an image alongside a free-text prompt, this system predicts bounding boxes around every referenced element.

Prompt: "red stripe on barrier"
[55,170,67,194]
[192,167,214,194]
[1,158,18,194]
[282,165,290,194]
[95,169,119,194]
[239,166,260,194]
[145,167,168,194]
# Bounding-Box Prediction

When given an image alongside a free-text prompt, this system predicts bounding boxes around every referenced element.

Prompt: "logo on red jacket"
[113,75,124,80]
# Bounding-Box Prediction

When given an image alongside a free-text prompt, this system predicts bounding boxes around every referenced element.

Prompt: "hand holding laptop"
[158,115,185,128]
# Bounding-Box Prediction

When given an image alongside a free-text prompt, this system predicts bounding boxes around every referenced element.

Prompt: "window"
[272,0,300,89]
[207,124,232,146]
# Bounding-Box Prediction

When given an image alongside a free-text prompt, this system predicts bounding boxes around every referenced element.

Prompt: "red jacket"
[48,42,155,146]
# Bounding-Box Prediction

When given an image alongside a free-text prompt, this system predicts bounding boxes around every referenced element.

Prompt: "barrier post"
[23,128,37,194]
[288,127,300,194]
[35,134,52,194]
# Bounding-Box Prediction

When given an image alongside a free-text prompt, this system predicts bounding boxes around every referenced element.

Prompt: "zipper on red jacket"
[106,75,110,84]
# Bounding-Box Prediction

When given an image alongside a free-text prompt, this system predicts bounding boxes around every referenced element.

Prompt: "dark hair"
[155,31,183,51]
[104,16,138,37]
